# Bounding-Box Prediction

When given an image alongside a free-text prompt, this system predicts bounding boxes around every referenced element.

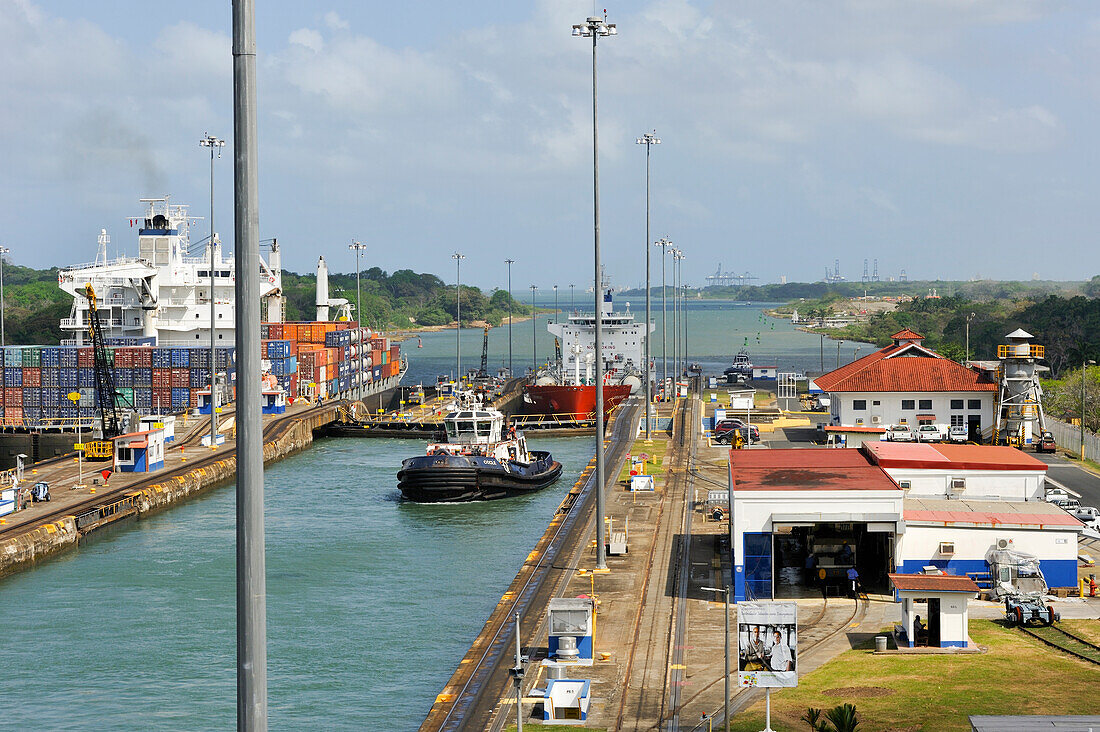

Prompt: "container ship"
[522,289,652,421]
[0,196,404,465]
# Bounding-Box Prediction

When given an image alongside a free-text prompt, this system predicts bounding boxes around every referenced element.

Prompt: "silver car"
[946,425,968,443]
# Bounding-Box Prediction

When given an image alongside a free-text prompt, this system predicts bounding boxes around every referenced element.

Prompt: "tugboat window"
[457,421,474,433]
[476,421,491,437]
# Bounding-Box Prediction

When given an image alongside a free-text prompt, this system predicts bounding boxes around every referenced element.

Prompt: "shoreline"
[389,314,540,341]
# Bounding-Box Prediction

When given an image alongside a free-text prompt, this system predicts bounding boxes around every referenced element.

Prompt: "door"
[927,599,941,647]
[967,415,981,443]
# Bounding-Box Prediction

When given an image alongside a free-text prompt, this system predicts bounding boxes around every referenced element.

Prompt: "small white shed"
[889,572,980,649]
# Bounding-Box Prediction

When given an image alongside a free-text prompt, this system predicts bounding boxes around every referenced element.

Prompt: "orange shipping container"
[283,323,298,341]
[312,324,327,342]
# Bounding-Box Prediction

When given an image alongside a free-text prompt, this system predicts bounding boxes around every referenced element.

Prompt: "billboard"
[737,601,798,688]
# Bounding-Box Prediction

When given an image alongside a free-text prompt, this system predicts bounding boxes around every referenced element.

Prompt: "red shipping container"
[78,348,94,368]
[152,368,172,388]
[134,348,153,368]
[170,368,189,388]
[5,387,22,406]
[22,367,40,387]
[190,390,201,408]
[114,348,134,368]
[269,323,283,339]
[6,406,22,426]
[152,388,172,412]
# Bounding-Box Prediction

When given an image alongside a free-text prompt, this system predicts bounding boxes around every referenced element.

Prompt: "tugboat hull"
[398,450,563,502]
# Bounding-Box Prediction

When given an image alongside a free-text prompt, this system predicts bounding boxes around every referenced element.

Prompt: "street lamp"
[506,259,515,376]
[674,249,684,380]
[701,585,731,732]
[452,252,465,382]
[569,283,575,313]
[350,241,368,397]
[68,391,84,488]
[965,312,976,364]
[0,245,9,349]
[199,133,225,448]
[573,11,616,571]
[837,340,844,370]
[852,346,861,364]
[637,130,660,439]
[530,285,538,375]
[657,238,671,397]
[553,284,559,324]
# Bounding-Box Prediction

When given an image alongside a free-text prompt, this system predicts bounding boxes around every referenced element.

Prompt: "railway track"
[1018,623,1100,665]
[0,402,330,544]
[421,400,640,732]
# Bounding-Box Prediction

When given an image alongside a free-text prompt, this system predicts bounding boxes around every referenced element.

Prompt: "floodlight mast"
[573,13,615,571]
[636,131,660,440]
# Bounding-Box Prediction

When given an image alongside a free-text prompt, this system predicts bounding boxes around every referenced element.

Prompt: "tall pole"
[200,133,224,447]
[1083,356,1087,460]
[820,333,824,373]
[553,285,558,324]
[232,0,267,727]
[350,242,367,397]
[573,13,616,571]
[506,259,515,376]
[637,131,659,438]
[658,239,669,397]
[569,283,575,313]
[704,586,731,732]
[0,245,8,349]
[530,285,538,374]
[513,612,525,732]
[837,340,843,370]
[452,252,465,382]
[966,311,976,364]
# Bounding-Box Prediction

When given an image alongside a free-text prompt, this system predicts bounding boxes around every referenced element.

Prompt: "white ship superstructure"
[546,290,654,392]
[58,197,283,346]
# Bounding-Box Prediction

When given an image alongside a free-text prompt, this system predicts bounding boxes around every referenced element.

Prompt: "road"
[1034,453,1100,508]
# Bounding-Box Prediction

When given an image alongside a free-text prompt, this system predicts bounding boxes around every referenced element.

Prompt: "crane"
[478,324,490,379]
[85,283,123,441]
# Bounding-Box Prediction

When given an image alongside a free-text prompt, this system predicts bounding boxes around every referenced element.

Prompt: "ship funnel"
[316,256,330,321]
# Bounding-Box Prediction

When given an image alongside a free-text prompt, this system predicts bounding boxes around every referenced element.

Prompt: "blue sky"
[1,0,1097,289]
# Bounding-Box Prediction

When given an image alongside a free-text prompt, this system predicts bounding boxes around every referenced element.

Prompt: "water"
[402,299,867,386]
[0,302,866,729]
[0,436,596,730]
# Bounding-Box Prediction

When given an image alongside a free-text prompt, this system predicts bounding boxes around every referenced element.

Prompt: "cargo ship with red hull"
[522,288,653,421]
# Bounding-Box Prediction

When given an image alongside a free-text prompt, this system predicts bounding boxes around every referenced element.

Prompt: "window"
[117,447,132,462]
[950,399,964,410]
[968,399,982,410]
[901,399,915,410]
[551,609,588,635]
[872,400,881,406]
[951,415,965,427]
[898,480,911,490]
[919,399,932,410]
[853,399,867,411]
[855,418,864,425]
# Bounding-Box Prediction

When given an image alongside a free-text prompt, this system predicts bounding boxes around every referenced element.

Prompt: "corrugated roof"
[824,425,886,433]
[863,442,1048,472]
[888,573,980,592]
[904,497,1081,528]
[729,448,900,492]
[890,328,925,340]
[814,342,997,393]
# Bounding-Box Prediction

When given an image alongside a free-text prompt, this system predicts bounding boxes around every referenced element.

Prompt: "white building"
[728,445,1082,603]
[815,329,997,441]
[863,442,1048,501]
[58,197,283,346]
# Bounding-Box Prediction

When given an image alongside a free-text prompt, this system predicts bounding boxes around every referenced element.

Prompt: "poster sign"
[737,601,798,688]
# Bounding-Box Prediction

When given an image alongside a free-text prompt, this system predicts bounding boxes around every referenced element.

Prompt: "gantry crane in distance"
[84,283,123,458]
[478,324,490,379]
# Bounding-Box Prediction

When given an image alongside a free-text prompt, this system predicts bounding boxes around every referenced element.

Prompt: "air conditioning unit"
[871,415,882,424]
[997,538,1014,550]
[898,480,912,490]
[938,541,955,556]
[950,478,966,492]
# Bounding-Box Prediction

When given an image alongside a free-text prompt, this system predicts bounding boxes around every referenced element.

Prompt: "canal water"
[0,303,866,730]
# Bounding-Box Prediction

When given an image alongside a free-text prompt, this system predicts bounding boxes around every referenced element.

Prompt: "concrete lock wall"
[899,524,1079,587]
[831,390,995,431]
[885,468,1045,501]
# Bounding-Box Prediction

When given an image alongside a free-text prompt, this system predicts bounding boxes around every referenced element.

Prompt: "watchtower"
[994,329,1046,446]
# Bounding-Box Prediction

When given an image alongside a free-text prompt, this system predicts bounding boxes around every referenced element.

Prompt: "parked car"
[916,424,944,443]
[946,425,969,444]
[715,423,760,444]
[884,424,915,442]
[1072,506,1100,523]
[1035,431,1057,453]
[1052,498,1082,512]
[1045,487,1070,503]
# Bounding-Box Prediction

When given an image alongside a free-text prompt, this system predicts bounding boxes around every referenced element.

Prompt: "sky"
[1,0,1098,290]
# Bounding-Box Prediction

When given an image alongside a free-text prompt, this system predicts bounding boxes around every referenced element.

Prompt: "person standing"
[768,630,793,672]
[847,566,861,599]
[818,566,828,600]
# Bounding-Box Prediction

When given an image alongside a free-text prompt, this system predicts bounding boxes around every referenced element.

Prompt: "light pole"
[837,340,843,370]
[553,285,558,324]
[530,285,538,375]
[350,241,368,397]
[702,585,731,732]
[569,283,575,313]
[200,133,224,448]
[820,333,825,373]
[1082,357,1095,460]
[657,238,671,397]
[0,245,8,349]
[637,131,660,438]
[506,259,515,376]
[511,612,525,732]
[68,392,83,487]
[965,312,976,364]
[674,249,684,381]
[852,346,861,364]
[573,11,616,571]
[452,252,465,382]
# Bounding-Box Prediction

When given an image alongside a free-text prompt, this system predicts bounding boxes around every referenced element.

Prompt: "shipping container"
[42,368,59,388]
[152,347,172,369]
[170,348,190,368]
[78,368,95,388]
[134,347,153,368]
[115,367,133,387]
[59,347,78,368]
[22,367,40,387]
[134,367,152,386]
[41,348,60,368]
[60,368,77,389]
[21,348,39,367]
[190,368,210,388]
[153,388,172,412]
[171,387,189,411]
[170,368,189,388]
[4,367,22,388]
[152,368,171,389]
[78,348,94,368]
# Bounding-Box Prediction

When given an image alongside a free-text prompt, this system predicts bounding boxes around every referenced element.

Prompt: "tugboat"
[723,349,753,384]
[397,395,563,502]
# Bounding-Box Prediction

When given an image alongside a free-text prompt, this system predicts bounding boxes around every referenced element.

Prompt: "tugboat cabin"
[428,409,529,462]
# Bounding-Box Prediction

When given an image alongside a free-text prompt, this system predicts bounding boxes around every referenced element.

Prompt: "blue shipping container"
[59,368,77,389]
[40,348,60,368]
[134,367,152,386]
[78,368,95,388]
[170,349,190,368]
[59,347,78,368]
[114,368,133,387]
[42,368,59,387]
[42,389,60,407]
[152,348,172,368]
[190,368,209,388]
[134,388,152,410]
[22,388,40,407]
[4,367,22,387]
[171,387,190,410]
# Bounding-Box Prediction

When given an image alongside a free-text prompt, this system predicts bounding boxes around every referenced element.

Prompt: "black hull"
[397,450,563,502]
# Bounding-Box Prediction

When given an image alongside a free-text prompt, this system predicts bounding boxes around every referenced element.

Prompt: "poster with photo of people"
[737,601,798,688]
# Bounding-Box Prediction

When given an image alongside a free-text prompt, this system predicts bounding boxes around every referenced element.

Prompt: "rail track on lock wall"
[420,400,640,732]
[0,401,336,544]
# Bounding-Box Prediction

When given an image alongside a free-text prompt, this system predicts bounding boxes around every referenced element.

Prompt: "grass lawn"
[617,438,669,483]
[729,620,1100,731]
[1060,618,1100,646]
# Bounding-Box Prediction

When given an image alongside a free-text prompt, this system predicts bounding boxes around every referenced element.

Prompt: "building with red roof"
[815,329,996,441]
[863,442,1048,501]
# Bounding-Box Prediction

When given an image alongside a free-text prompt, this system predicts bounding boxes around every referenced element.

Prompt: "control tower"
[994,328,1046,446]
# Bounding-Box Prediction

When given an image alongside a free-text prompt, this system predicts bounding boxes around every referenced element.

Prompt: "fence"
[1045,416,1100,461]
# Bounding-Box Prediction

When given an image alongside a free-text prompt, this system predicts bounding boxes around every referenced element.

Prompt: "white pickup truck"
[916,424,948,443]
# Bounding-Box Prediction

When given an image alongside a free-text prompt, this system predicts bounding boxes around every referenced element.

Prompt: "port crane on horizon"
[705,264,758,288]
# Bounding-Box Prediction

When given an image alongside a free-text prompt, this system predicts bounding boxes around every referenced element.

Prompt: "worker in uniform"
[742,626,767,671]
[768,630,794,672]
[818,567,828,600]
[733,429,745,450]
[847,566,861,599]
